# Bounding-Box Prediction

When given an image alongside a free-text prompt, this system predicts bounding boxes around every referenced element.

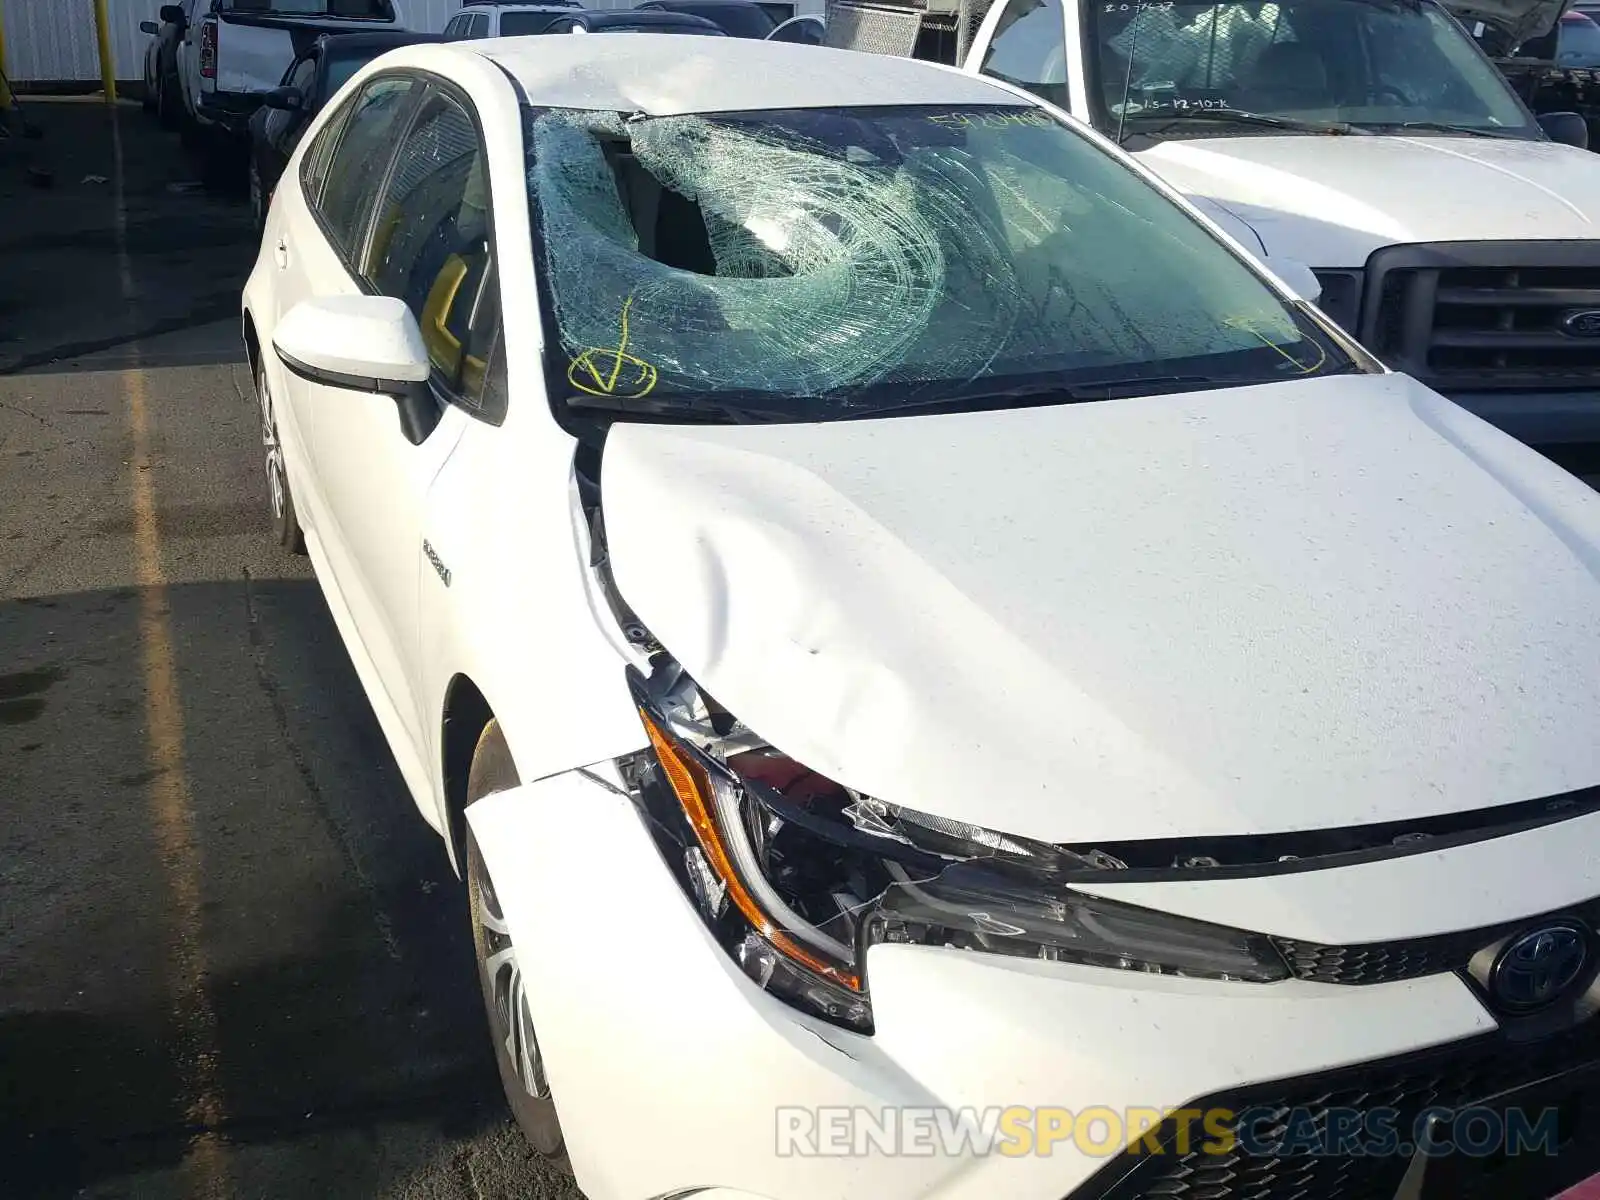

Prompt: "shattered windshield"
[1087,0,1536,136]
[524,104,1354,422]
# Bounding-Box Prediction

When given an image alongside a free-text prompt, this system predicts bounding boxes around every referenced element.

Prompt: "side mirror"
[141,19,160,34]
[1538,111,1590,149]
[159,4,185,24]
[1264,256,1322,305]
[262,85,303,111]
[273,296,438,443]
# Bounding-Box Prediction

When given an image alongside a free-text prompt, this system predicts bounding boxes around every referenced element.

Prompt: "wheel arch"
[441,672,497,876]
[242,309,262,383]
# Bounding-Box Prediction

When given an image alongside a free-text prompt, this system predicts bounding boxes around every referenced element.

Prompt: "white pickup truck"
[830,0,1600,447]
[170,0,401,150]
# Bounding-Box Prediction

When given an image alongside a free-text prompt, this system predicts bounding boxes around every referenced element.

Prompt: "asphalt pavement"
[0,101,580,1199]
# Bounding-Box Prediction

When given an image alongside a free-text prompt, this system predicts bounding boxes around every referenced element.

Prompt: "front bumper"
[468,771,1600,1200]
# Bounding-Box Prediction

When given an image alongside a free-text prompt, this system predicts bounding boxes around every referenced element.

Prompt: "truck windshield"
[1086,0,1537,138]
[524,104,1353,425]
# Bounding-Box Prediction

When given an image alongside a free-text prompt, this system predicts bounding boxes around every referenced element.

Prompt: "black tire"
[256,361,306,554]
[465,721,572,1173]
[158,75,181,130]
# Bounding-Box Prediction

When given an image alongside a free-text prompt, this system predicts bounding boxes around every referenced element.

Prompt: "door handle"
[274,238,289,270]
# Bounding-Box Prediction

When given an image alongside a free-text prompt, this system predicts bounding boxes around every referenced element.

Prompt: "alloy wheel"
[472,853,551,1101]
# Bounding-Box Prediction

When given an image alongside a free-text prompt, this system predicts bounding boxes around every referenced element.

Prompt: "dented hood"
[601,374,1600,845]
[1136,135,1600,269]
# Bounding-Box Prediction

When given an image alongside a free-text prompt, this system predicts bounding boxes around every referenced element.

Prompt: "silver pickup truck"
[171,0,401,153]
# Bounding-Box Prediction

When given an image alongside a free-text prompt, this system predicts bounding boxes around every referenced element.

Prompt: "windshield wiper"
[563,392,799,424]
[836,375,1224,420]
[1357,119,1520,138]
[1131,108,1361,140]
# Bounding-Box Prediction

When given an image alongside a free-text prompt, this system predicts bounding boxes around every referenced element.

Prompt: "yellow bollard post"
[0,0,13,111]
[93,0,117,105]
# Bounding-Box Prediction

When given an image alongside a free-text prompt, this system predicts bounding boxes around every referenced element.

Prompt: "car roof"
[476,35,1020,114]
[638,0,769,7]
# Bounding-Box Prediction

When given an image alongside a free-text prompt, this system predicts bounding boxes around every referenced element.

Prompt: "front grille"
[1359,241,1600,392]
[1079,1018,1600,1200]
[1274,895,1600,987]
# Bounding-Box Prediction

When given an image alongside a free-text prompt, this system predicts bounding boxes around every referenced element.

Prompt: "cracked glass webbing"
[525,105,1343,413]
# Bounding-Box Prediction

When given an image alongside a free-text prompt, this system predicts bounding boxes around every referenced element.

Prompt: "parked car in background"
[764,12,823,41]
[831,0,1600,449]
[532,10,727,34]
[173,0,402,174]
[247,30,443,232]
[139,4,188,128]
[442,1,580,39]
[246,33,1600,1200]
[632,0,776,37]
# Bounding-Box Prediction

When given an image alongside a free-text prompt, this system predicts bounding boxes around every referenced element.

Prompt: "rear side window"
[299,91,351,202]
[316,76,417,259]
[365,88,503,417]
[499,11,565,34]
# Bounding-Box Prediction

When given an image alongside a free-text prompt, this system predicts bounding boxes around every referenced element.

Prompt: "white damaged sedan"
[241,33,1600,1200]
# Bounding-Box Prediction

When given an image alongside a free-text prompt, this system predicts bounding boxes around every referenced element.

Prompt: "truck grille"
[1077,1018,1600,1200]
[1355,241,1600,393]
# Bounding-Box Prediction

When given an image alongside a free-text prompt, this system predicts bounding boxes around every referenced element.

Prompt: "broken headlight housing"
[622,663,1288,1034]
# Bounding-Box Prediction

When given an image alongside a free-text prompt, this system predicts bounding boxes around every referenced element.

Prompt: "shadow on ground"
[0,580,509,1199]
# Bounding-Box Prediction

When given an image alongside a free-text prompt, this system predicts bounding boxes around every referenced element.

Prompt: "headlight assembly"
[621,663,1288,1034]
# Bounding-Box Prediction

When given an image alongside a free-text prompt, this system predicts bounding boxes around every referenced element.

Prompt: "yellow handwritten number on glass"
[568,295,659,399]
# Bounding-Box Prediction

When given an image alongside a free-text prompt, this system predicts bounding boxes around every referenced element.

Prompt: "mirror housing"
[159,4,185,24]
[1264,257,1322,305]
[272,296,437,443]
[262,85,303,111]
[140,19,160,34]
[1538,111,1589,149]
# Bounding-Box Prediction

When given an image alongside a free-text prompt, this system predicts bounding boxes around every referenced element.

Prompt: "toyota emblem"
[1488,923,1590,1012]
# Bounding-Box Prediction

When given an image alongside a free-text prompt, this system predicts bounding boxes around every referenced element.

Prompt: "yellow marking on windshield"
[568,295,659,399]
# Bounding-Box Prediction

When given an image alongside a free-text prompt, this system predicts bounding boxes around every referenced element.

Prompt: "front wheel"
[465,721,571,1172]
[256,361,305,554]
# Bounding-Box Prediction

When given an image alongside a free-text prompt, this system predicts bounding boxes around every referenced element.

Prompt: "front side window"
[980,0,1067,109]
[367,89,500,411]
[317,76,416,256]
[525,103,1354,425]
[469,13,491,35]
[1086,0,1537,137]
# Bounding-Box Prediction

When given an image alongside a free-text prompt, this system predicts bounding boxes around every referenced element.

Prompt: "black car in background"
[632,0,777,37]
[246,30,442,231]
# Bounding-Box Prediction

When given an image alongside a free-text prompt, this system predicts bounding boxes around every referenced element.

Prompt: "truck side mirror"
[1538,111,1589,149]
